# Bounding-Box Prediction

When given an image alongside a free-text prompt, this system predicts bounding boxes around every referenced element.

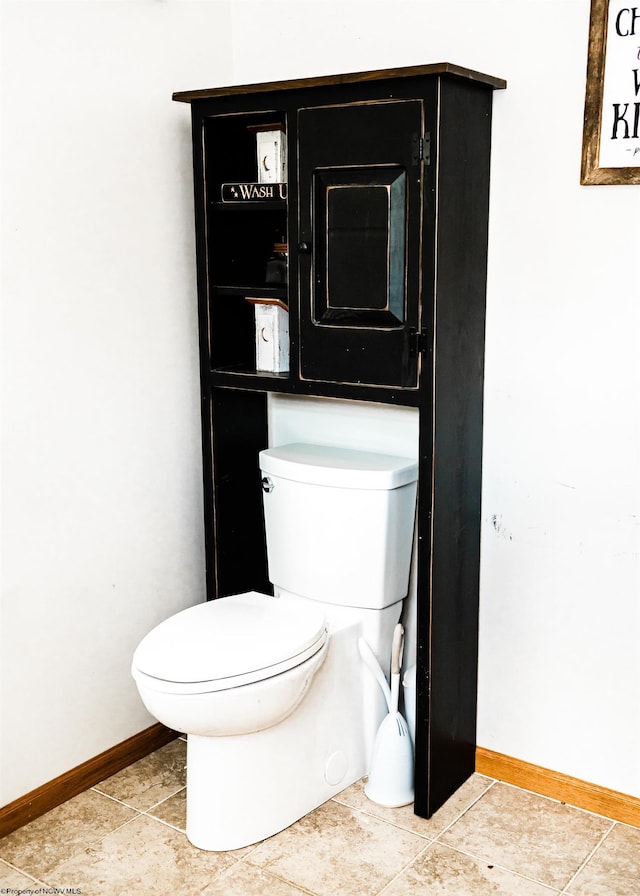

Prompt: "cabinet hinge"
[422,132,431,166]
[412,133,431,166]
[409,327,430,356]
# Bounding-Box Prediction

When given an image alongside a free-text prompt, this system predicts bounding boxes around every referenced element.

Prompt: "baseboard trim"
[3,735,636,838]
[0,723,178,839]
[476,746,640,828]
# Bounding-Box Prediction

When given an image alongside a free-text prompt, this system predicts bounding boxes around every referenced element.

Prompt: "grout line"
[138,806,263,865]
[559,820,616,894]
[140,810,318,896]
[495,778,627,825]
[428,840,563,893]
[248,865,320,896]
[329,801,434,841]
[89,785,147,813]
[139,809,186,836]
[89,785,130,802]
[432,779,499,842]
[90,784,186,814]
[349,802,435,843]
[331,774,497,842]
[377,838,435,895]
[34,814,149,891]
[0,857,49,888]
[0,788,142,880]
[140,786,187,813]
[87,809,146,839]
[0,796,145,886]
[432,780,615,894]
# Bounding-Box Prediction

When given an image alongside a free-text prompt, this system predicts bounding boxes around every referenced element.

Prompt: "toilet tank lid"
[260,443,418,490]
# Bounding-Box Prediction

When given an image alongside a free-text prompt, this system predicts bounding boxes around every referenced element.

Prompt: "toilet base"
[185,618,386,851]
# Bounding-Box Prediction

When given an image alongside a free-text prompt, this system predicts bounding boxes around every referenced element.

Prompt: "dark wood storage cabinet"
[174,63,506,818]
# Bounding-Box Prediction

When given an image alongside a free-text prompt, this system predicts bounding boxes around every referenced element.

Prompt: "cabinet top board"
[172,62,506,103]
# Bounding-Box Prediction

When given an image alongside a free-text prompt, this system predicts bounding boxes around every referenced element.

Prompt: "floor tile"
[44,813,241,894]
[2,735,634,896]
[334,773,493,838]
[0,860,45,888]
[380,842,559,895]
[566,822,640,895]
[0,788,137,879]
[148,786,187,831]
[94,737,186,811]
[202,861,313,895]
[247,798,428,896]
[440,783,610,890]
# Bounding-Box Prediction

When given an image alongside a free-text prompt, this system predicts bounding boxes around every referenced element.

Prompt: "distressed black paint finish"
[298,100,423,388]
[414,78,495,818]
[177,65,504,821]
[210,389,270,599]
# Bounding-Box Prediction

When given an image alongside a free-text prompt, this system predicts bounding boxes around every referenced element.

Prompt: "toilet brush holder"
[364,624,414,808]
[364,713,414,807]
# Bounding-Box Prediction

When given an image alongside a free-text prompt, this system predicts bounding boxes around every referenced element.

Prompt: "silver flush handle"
[261,476,274,493]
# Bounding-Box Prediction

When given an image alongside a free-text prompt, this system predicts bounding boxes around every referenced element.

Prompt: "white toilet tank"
[259,443,418,610]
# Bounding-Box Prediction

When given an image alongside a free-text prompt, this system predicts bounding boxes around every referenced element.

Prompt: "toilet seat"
[131,591,327,695]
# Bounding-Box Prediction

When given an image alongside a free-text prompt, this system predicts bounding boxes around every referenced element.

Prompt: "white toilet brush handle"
[390,624,404,714]
[358,638,392,711]
[391,624,404,676]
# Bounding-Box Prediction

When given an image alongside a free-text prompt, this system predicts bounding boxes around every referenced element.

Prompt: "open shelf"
[207,289,289,378]
[212,200,287,213]
[212,365,290,379]
[211,285,287,301]
[204,112,287,195]
[207,206,287,292]
[202,109,290,375]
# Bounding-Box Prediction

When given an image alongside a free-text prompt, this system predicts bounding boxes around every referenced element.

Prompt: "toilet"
[132,442,418,851]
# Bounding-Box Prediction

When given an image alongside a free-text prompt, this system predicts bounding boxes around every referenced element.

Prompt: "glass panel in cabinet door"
[314,166,406,327]
[298,100,423,389]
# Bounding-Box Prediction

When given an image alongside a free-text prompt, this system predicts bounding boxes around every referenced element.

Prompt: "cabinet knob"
[297,241,312,253]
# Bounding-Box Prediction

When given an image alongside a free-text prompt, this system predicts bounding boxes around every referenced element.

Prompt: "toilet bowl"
[132,442,418,851]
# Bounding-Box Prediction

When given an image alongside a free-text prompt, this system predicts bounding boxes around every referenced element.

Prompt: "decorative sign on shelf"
[581,0,640,184]
[221,182,288,202]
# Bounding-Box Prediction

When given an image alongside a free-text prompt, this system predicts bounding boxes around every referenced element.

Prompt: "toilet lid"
[132,591,327,692]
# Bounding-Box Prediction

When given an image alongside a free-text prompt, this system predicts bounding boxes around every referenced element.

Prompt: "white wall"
[0,0,233,806]
[230,1,640,799]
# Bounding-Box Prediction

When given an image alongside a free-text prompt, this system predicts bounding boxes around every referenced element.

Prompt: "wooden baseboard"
[0,724,178,839]
[3,734,636,838]
[476,746,640,828]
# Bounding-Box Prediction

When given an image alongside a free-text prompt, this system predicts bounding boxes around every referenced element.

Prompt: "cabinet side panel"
[419,79,494,817]
[209,389,270,599]
[190,102,273,601]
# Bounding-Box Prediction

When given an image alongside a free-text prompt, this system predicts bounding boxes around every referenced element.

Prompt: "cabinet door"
[297,100,423,388]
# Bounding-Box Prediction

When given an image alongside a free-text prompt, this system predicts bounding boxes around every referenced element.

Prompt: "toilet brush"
[364,623,414,807]
[358,637,392,711]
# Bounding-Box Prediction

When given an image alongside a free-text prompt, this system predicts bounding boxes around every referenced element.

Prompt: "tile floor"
[1,737,638,895]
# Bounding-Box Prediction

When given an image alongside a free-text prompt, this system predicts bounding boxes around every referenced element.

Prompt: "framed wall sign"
[581,0,640,184]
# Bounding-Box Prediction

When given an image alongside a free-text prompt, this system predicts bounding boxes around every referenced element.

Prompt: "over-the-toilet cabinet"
[174,64,506,819]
